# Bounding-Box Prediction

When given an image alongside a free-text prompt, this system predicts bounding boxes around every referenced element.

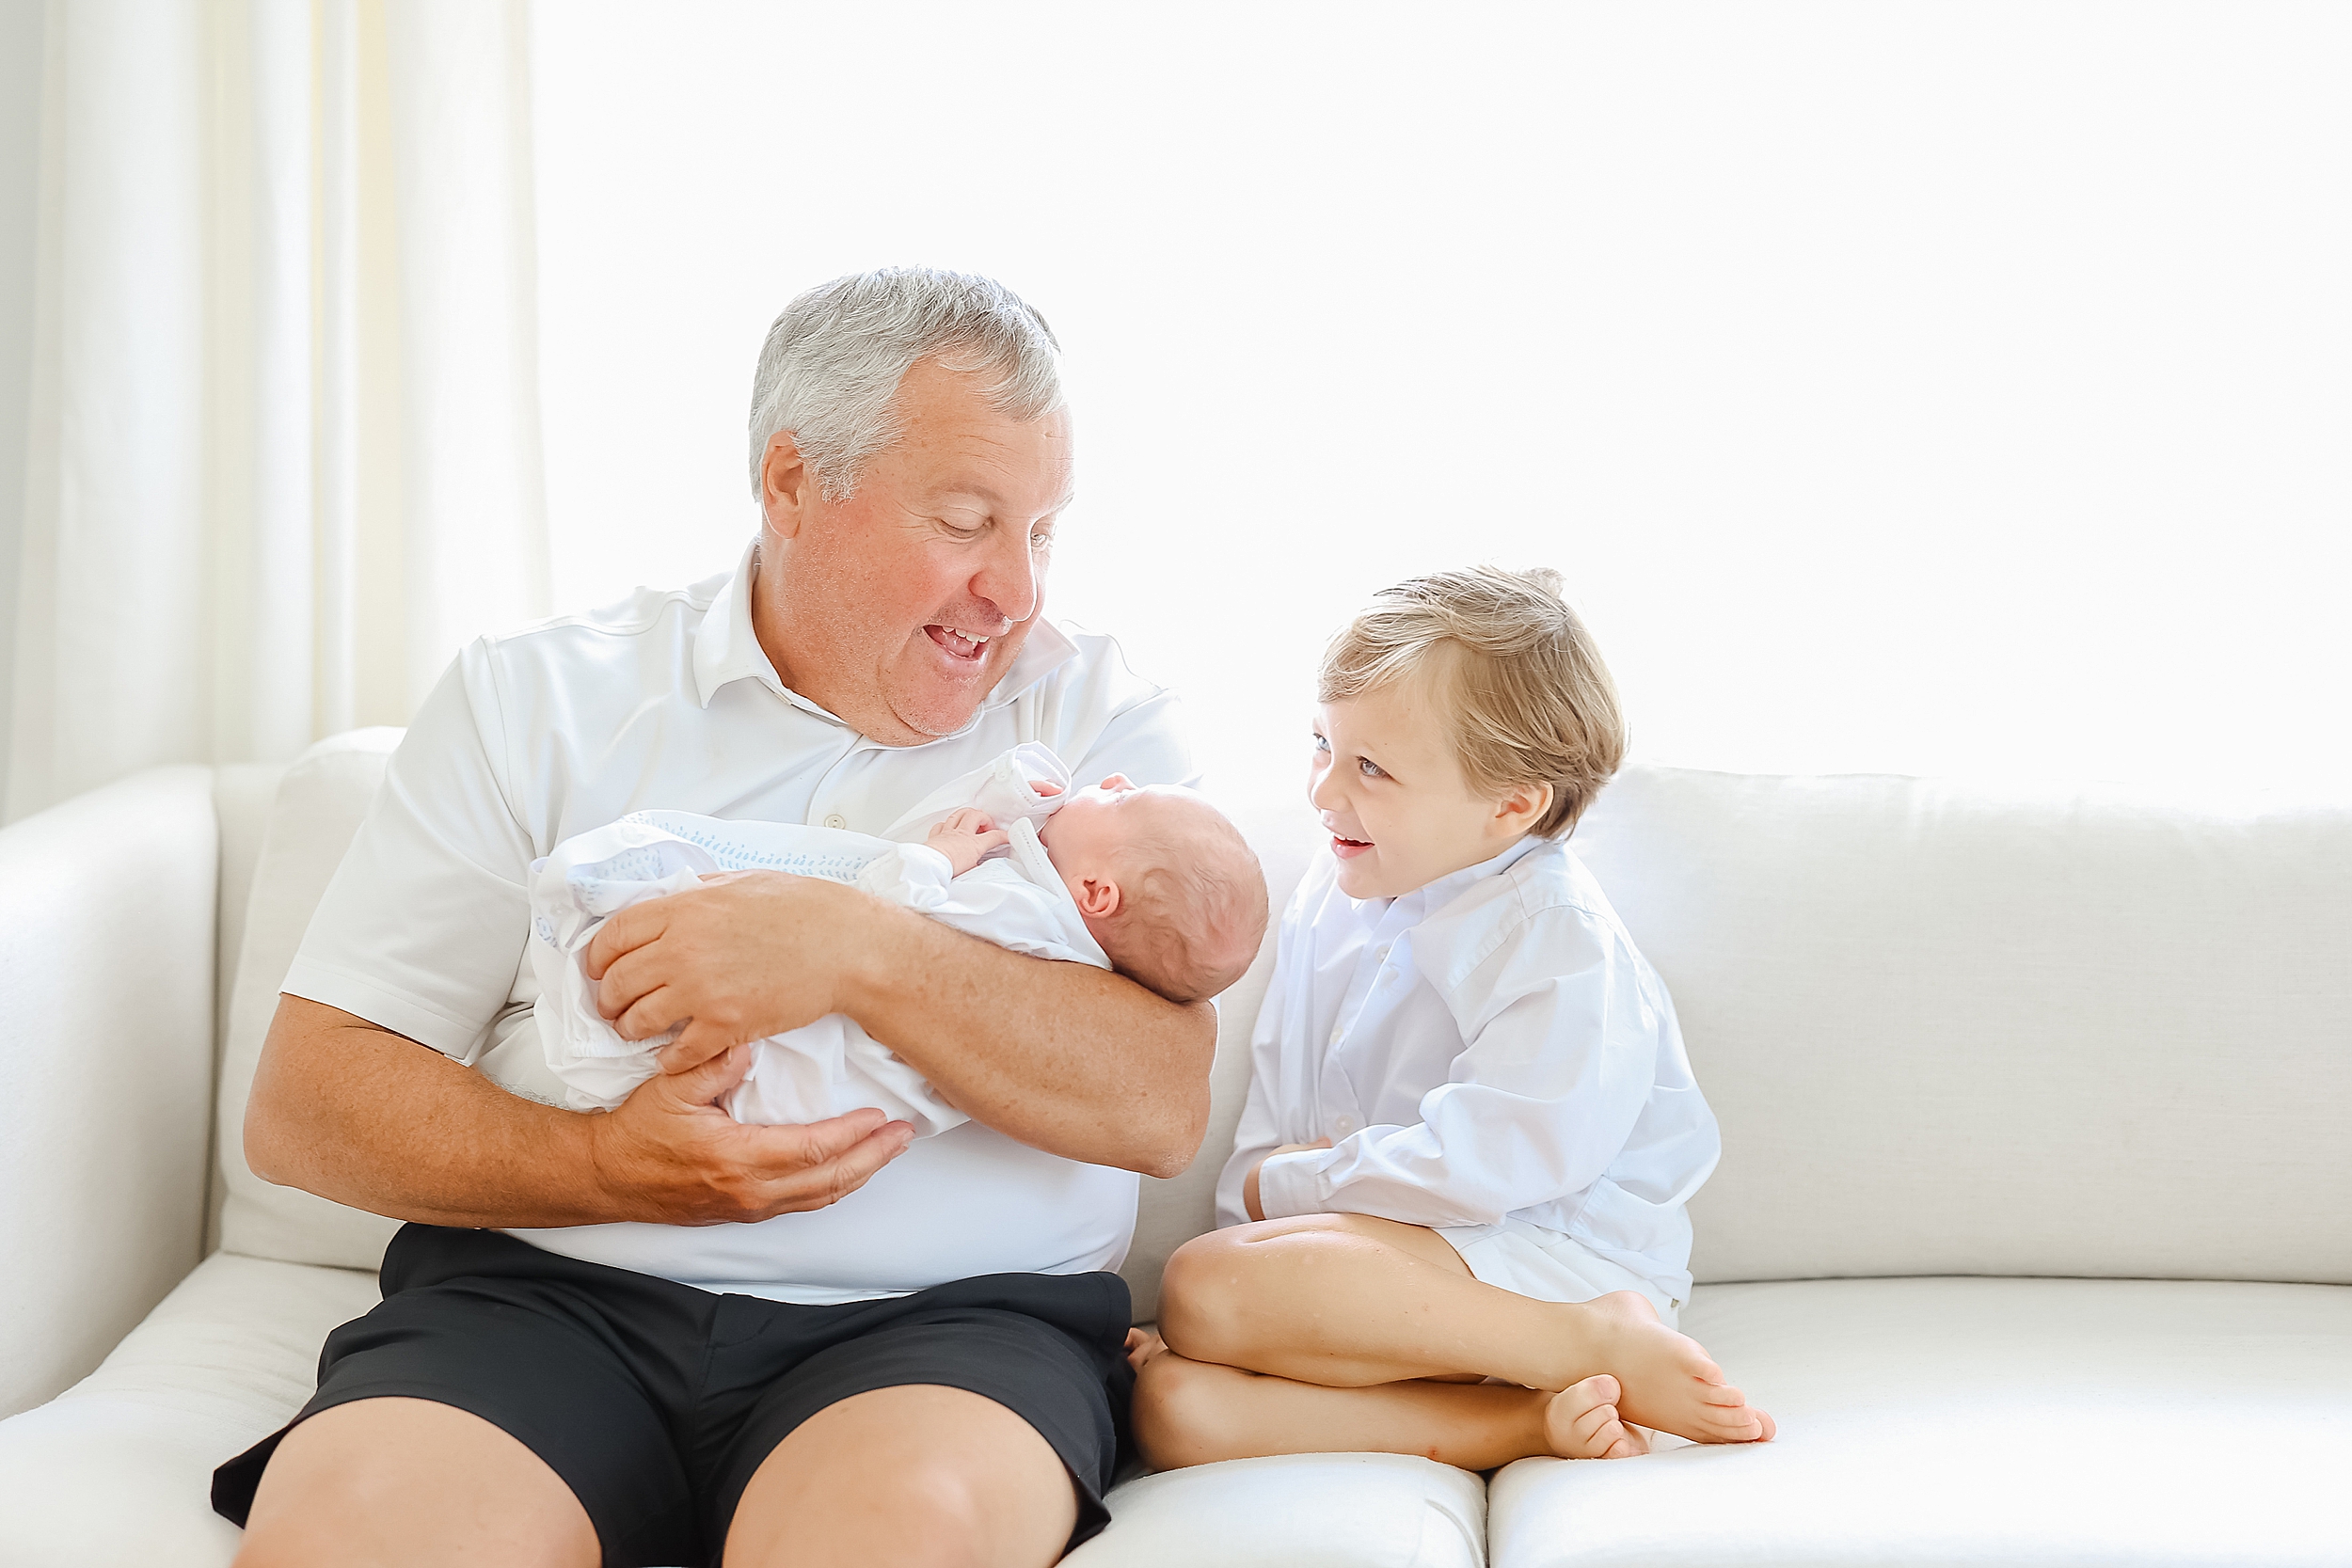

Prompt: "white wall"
[0,0,47,791]
[548,5,2344,807]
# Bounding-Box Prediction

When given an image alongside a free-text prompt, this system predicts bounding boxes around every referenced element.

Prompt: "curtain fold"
[6,0,549,823]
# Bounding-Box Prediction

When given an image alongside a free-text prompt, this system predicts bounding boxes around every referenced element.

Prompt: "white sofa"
[2,731,2345,1566]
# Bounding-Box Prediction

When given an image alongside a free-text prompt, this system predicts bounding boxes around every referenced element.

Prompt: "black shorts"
[212,1225,1136,1567]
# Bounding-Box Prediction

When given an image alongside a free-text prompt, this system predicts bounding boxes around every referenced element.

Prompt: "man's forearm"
[840,902,1216,1179]
[248,996,916,1228]
[245,996,618,1227]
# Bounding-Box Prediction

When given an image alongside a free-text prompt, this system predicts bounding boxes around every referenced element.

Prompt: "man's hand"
[926,808,1009,877]
[243,995,914,1230]
[1244,1138,1334,1222]
[588,1043,914,1225]
[586,871,873,1073]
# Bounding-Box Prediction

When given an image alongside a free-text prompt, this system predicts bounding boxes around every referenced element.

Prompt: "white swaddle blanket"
[528,744,1105,1136]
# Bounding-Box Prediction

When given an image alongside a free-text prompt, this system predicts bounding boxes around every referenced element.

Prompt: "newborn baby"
[531,746,1268,1136]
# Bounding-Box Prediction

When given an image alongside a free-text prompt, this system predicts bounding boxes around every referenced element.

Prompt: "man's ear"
[1077,876,1123,920]
[760,431,815,541]
[1491,781,1552,839]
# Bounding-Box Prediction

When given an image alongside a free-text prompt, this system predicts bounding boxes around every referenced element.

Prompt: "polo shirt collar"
[691,535,1083,728]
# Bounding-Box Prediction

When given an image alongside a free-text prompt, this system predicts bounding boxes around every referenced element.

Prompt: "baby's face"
[1041,778,1268,1002]
[1036,773,1154,882]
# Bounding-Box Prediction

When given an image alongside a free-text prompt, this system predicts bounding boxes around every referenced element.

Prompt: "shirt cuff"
[1255,1149,1327,1221]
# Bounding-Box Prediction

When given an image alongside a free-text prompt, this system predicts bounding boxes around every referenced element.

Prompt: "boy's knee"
[1134,1352,1241,1471]
[1156,1230,1250,1359]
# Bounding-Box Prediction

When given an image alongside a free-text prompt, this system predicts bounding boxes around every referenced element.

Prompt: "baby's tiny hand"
[1033,779,1063,797]
[927,808,1010,876]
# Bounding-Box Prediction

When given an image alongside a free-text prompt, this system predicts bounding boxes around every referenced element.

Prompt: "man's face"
[757,356,1074,745]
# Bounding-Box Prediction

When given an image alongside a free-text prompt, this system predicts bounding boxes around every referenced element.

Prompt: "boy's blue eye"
[1311,733,1329,752]
[1358,757,1385,779]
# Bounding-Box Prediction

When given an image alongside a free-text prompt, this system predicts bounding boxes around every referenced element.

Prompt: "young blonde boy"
[1129,567,1774,1470]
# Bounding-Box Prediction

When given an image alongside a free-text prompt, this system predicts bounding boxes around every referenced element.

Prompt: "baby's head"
[1038,779,1269,1005]
[1312,566,1625,900]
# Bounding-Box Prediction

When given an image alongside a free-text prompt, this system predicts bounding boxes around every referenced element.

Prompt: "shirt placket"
[1318,894,1421,1141]
[806,739,887,832]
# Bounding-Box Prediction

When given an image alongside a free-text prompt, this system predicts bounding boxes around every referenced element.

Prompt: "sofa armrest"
[0,767,217,1417]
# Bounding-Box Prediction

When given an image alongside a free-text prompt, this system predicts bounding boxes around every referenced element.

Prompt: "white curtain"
[6,0,548,823]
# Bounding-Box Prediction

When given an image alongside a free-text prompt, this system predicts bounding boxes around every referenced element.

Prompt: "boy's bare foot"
[1544,1374,1648,1460]
[1564,1291,1774,1446]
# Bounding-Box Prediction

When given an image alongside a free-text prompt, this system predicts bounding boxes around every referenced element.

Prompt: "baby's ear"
[1077,876,1122,919]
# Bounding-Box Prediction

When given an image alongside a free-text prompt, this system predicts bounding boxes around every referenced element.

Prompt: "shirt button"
[1335,1116,1358,1135]
[824,814,848,831]
[1328,1023,1343,1046]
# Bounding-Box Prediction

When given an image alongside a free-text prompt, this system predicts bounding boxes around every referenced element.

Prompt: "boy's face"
[1310,678,1535,900]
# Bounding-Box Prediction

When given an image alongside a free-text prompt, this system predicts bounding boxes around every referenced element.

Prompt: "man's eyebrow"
[928,486,1077,516]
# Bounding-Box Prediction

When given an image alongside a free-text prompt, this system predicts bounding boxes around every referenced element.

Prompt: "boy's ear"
[1492,781,1552,837]
[1077,876,1123,920]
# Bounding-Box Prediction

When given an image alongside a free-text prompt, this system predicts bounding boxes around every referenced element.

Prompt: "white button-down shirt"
[285,538,1196,1302]
[1215,835,1720,1302]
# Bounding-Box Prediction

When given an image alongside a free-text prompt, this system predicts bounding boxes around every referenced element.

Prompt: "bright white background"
[533,2,2350,810]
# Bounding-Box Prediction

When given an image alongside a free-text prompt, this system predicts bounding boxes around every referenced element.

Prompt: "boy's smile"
[1308,672,1549,901]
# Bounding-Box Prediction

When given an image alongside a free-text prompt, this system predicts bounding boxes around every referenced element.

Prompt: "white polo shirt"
[283,538,1197,1303]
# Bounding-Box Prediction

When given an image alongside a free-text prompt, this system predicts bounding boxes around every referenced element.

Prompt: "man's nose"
[972,522,1041,626]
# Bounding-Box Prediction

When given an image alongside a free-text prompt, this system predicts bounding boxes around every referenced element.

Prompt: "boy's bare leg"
[233,1398,598,1568]
[1158,1213,1771,1445]
[1129,1332,1646,1472]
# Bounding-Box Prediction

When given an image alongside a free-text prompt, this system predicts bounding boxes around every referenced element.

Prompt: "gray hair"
[746,267,1065,501]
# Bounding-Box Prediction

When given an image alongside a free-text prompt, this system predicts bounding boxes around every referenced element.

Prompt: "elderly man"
[218,269,1225,1568]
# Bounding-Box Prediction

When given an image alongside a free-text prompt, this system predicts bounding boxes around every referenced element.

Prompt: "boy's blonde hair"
[1319,566,1626,838]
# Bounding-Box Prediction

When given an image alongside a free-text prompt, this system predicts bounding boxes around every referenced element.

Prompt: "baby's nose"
[1098,773,1136,792]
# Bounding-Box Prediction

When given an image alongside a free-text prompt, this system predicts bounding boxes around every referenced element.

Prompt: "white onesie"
[529,744,1104,1136]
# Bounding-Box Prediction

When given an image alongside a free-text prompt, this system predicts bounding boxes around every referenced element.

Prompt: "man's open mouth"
[925,626,992,661]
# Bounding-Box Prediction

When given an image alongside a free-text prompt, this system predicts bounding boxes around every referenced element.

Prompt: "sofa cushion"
[1569,768,2352,1285]
[1487,1275,2352,1567]
[215,729,408,1269]
[0,1251,380,1567]
[1070,1452,1486,1568]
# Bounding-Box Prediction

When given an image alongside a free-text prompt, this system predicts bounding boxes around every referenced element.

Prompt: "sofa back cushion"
[218,736,2352,1291]
[216,732,406,1268]
[1570,768,2352,1286]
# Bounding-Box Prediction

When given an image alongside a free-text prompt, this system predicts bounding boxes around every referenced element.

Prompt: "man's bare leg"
[1159,1213,1772,1445]
[232,1398,598,1568]
[1130,1331,1646,1471]
[723,1386,1079,1568]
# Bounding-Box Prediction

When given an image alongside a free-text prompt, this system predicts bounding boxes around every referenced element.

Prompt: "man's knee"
[727,1386,1077,1568]
[233,1399,596,1568]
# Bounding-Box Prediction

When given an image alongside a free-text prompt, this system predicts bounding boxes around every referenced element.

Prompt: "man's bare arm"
[245,995,914,1227]
[588,874,1218,1179]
